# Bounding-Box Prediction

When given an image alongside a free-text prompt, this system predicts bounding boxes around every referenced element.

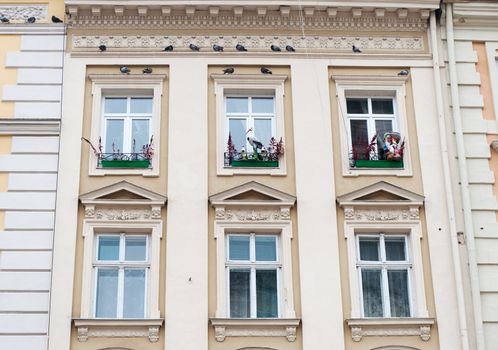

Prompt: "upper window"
[333,74,412,176]
[227,234,280,318]
[357,234,411,318]
[94,234,149,318]
[212,73,287,176]
[87,73,166,176]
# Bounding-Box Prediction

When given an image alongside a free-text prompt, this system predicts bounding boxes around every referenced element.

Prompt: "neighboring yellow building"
[30,1,480,350]
[0,1,65,349]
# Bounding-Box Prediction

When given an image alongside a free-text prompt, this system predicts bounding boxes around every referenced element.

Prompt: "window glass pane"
[350,120,368,160]
[228,119,247,151]
[229,236,250,261]
[226,97,248,113]
[130,98,153,114]
[255,236,277,261]
[131,119,150,151]
[105,119,124,153]
[95,268,118,317]
[98,236,120,260]
[256,269,278,318]
[254,119,272,148]
[125,237,147,261]
[346,98,368,114]
[388,270,411,317]
[372,98,394,114]
[375,120,393,160]
[361,269,383,317]
[385,237,406,261]
[104,98,127,114]
[123,269,146,318]
[229,269,251,318]
[252,97,274,114]
[359,237,380,261]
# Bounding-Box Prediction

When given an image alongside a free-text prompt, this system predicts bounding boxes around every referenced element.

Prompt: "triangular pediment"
[209,181,295,207]
[337,181,424,207]
[80,181,166,205]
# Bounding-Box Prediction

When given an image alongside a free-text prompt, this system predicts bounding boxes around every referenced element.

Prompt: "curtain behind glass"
[361,269,383,317]
[256,269,278,318]
[95,268,118,317]
[123,269,146,318]
[229,269,251,317]
[388,270,410,317]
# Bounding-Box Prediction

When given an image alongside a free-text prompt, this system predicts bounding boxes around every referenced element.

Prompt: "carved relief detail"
[214,325,297,342]
[0,5,48,21]
[84,205,95,218]
[75,325,161,342]
[344,208,420,221]
[216,208,290,222]
[73,35,424,53]
[151,207,161,219]
[349,324,432,342]
[77,327,89,342]
[214,326,226,342]
[94,209,152,221]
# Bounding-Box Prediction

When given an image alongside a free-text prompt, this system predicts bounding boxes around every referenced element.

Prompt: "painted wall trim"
[0,119,60,136]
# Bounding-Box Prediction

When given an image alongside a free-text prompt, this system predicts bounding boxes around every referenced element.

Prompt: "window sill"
[229,160,279,168]
[100,159,151,169]
[73,318,164,343]
[352,159,404,169]
[210,318,300,342]
[346,318,434,342]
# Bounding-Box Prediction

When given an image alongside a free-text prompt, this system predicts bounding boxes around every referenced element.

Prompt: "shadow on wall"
[98,348,136,350]
[372,346,421,350]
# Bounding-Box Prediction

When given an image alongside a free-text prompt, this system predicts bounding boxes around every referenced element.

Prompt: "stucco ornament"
[0,5,47,21]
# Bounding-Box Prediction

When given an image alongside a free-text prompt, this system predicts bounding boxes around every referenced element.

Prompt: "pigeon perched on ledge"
[271,44,281,52]
[223,67,234,74]
[236,44,248,52]
[52,16,63,23]
[189,43,200,51]
[261,67,272,75]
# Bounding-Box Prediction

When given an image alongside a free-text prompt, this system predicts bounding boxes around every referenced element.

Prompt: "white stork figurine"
[246,128,264,157]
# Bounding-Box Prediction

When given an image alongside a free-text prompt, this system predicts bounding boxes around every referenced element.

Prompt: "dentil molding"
[0,5,47,22]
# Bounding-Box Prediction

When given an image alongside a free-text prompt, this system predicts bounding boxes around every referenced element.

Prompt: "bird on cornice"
[260,67,272,75]
[236,43,248,52]
[352,45,362,53]
[271,44,281,52]
[98,45,107,52]
[0,16,10,23]
[163,45,173,52]
[26,16,36,24]
[52,16,63,23]
[120,66,130,74]
[223,67,234,74]
[213,44,224,52]
[286,45,296,52]
[398,70,409,76]
[143,67,153,74]
[189,43,200,51]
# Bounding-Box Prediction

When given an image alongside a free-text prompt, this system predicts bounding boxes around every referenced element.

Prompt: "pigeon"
[352,45,362,53]
[236,44,248,52]
[98,45,107,52]
[261,67,272,75]
[51,16,63,23]
[271,44,281,52]
[120,66,130,74]
[398,69,409,76]
[142,67,153,74]
[189,43,200,51]
[0,16,10,23]
[286,45,296,52]
[213,44,224,52]
[26,16,36,24]
[163,45,173,52]
[223,67,234,74]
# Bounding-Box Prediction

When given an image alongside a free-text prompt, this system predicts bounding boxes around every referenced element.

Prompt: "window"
[88,73,166,176]
[94,234,149,318]
[102,97,152,155]
[357,234,411,318]
[227,234,280,318]
[346,97,398,162]
[333,74,412,176]
[212,73,287,175]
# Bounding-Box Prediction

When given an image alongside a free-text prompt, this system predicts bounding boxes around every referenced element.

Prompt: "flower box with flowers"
[82,136,154,169]
[350,132,405,169]
[225,134,284,168]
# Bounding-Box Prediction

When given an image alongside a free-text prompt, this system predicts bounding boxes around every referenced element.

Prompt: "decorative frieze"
[343,206,420,221]
[347,318,434,342]
[72,34,424,54]
[211,318,300,342]
[74,319,163,343]
[214,207,292,222]
[0,5,47,22]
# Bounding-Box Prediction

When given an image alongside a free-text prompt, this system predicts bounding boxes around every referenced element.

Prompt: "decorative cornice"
[0,119,60,136]
[451,3,498,27]
[74,319,163,343]
[0,24,65,35]
[0,5,48,22]
[346,318,434,342]
[210,318,300,342]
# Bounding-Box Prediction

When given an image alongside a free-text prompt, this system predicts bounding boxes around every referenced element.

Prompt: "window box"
[101,159,151,169]
[230,159,279,168]
[353,159,403,169]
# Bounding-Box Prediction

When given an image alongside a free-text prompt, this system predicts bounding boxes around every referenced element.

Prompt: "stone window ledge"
[210,318,300,342]
[346,318,435,342]
[73,318,164,343]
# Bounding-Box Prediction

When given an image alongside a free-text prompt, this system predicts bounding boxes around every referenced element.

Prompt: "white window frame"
[485,42,498,127]
[333,75,412,177]
[93,233,150,319]
[88,74,166,176]
[101,96,153,155]
[80,221,162,320]
[214,222,295,319]
[356,233,413,318]
[344,222,428,319]
[212,73,287,176]
[226,233,281,318]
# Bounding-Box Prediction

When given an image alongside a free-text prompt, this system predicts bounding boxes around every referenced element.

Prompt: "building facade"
[20,0,482,349]
[443,1,498,350]
[0,1,65,349]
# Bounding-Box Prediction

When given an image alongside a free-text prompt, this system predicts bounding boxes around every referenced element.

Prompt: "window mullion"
[117,267,125,318]
[382,267,391,317]
[250,267,257,318]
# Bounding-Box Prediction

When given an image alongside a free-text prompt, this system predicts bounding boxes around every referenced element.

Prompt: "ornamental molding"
[0,5,47,22]
[0,119,60,136]
[74,319,163,343]
[215,207,291,222]
[210,318,300,342]
[343,207,420,221]
[72,34,425,54]
[347,318,434,342]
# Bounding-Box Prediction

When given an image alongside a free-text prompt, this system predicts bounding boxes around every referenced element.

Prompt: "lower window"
[357,234,411,318]
[227,234,280,318]
[94,234,149,318]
